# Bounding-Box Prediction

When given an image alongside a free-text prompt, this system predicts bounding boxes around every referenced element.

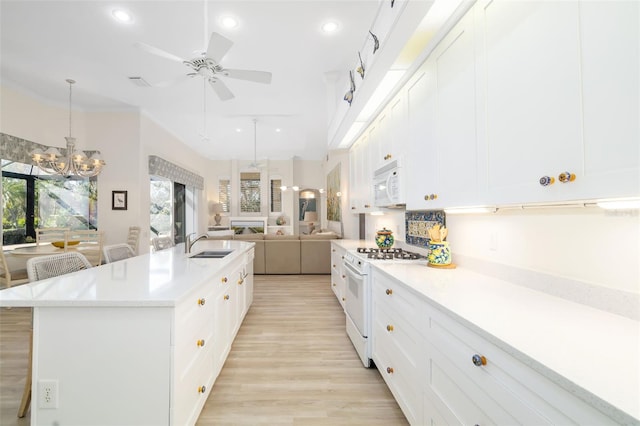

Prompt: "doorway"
[298,188,321,234]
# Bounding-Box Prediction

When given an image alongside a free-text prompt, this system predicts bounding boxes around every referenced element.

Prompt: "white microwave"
[373,160,405,208]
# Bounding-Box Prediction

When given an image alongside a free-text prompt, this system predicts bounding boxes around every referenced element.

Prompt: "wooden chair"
[126,226,141,254]
[0,247,29,289]
[35,227,69,246]
[18,252,93,418]
[103,243,135,263]
[152,236,175,252]
[64,230,104,266]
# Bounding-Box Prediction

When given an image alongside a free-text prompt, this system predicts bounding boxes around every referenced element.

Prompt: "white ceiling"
[0,0,394,162]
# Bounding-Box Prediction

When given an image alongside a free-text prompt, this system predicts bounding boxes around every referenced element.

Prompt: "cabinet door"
[406,65,438,210]
[407,12,479,209]
[330,243,346,307]
[480,0,583,204]
[578,1,639,199]
[349,136,363,213]
[434,11,480,208]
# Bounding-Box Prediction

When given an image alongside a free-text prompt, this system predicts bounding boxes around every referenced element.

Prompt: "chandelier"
[30,79,105,177]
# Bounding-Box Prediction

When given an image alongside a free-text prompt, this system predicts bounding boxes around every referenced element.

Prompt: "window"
[150,178,197,244]
[2,159,98,245]
[240,172,261,213]
[150,178,172,238]
[218,177,231,213]
[270,177,282,213]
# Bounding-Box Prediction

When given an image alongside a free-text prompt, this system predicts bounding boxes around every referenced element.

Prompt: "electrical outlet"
[38,380,58,409]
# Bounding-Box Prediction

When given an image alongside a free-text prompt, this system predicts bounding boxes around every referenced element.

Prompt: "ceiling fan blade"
[224,69,272,84]
[134,42,186,63]
[208,79,234,101]
[206,32,234,63]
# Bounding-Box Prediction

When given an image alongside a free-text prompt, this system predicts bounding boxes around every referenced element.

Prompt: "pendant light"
[31,79,105,177]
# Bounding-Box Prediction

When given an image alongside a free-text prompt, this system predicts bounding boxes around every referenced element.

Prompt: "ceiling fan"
[134,32,272,101]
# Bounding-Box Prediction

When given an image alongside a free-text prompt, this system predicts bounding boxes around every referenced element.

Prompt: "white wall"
[1,85,213,253]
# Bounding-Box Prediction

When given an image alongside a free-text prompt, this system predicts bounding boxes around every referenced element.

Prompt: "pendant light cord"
[253,118,257,164]
[66,78,75,138]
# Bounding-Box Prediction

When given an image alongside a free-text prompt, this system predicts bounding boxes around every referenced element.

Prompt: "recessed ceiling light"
[275,128,281,133]
[221,16,238,29]
[236,128,242,132]
[112,9,133,23]
[321,21,339,34]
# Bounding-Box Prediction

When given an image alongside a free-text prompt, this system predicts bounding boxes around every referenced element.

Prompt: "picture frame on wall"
[112,190,128,210]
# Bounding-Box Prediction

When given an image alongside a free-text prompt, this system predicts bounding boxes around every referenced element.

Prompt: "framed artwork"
[326,164,341,222]
[112,190,128,210]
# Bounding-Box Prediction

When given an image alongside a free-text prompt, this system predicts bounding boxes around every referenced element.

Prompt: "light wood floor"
[0,275,408,425]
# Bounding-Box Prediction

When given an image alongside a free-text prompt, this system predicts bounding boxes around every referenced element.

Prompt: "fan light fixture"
[30,79,106,178]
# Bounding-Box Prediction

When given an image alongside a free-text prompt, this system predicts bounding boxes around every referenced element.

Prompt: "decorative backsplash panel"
[405,210,446,248]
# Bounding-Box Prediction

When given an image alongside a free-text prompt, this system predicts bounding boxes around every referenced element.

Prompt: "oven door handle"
[342,260,364,280]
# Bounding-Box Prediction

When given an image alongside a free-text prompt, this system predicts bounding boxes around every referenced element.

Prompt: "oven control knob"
[385,289,393,295]
[386,325,394,332]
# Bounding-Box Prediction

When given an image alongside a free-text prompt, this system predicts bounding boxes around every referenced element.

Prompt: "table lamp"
[304,211,318,233]
[209,202,223,226]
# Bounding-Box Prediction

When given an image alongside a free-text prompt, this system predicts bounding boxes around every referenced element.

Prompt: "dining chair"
[152,236,175,252]
[64,230,104,266]
[18,252,93,418]
[0,247,29,289]
[126,226,141,254]
[35,227,69,246]
[103,243,135,263]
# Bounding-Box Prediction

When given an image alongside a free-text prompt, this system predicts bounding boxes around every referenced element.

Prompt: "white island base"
[1,241,254,426]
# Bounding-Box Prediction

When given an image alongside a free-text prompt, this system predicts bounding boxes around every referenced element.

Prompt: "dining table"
[9,243,99,259]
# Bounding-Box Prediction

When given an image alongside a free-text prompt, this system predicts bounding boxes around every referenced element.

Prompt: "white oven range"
[342,247,425,368]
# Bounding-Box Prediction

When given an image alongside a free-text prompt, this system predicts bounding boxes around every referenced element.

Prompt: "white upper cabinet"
[407,12,480,209]
[479,0,583,204]
[479,0,638,204]
[349,132,375,214]
[353,0,638,210]
[578,1,639,200]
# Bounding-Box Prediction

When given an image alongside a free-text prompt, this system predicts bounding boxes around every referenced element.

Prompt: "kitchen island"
[0,240,255,426]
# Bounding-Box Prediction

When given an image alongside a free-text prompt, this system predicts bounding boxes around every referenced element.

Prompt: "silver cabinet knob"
[472,354,487,367]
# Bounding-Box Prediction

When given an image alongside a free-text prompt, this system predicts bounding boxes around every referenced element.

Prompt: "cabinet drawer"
[374,302,422,369]
[175,321,214,380]
[173,343,215,426]
[372,273,420,321]
[175,287,215,351]
[426,307,617,425]
[374,339,423,425]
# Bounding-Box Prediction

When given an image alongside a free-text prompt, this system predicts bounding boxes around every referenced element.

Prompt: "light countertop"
[370,261,639,424]
[0,240,253,308]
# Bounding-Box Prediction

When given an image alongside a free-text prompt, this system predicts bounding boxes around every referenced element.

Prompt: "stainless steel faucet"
[185,233,208,253]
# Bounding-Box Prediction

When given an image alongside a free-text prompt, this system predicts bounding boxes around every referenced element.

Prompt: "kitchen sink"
[190,250,234,259]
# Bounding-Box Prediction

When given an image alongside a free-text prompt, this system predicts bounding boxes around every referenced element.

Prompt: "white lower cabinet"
[330,242,346,307]
[372,270,425,425]
[370,269,621,426]
[31,254,253,426]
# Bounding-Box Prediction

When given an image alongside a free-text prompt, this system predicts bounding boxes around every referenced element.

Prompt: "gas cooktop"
[356,247,424,260]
